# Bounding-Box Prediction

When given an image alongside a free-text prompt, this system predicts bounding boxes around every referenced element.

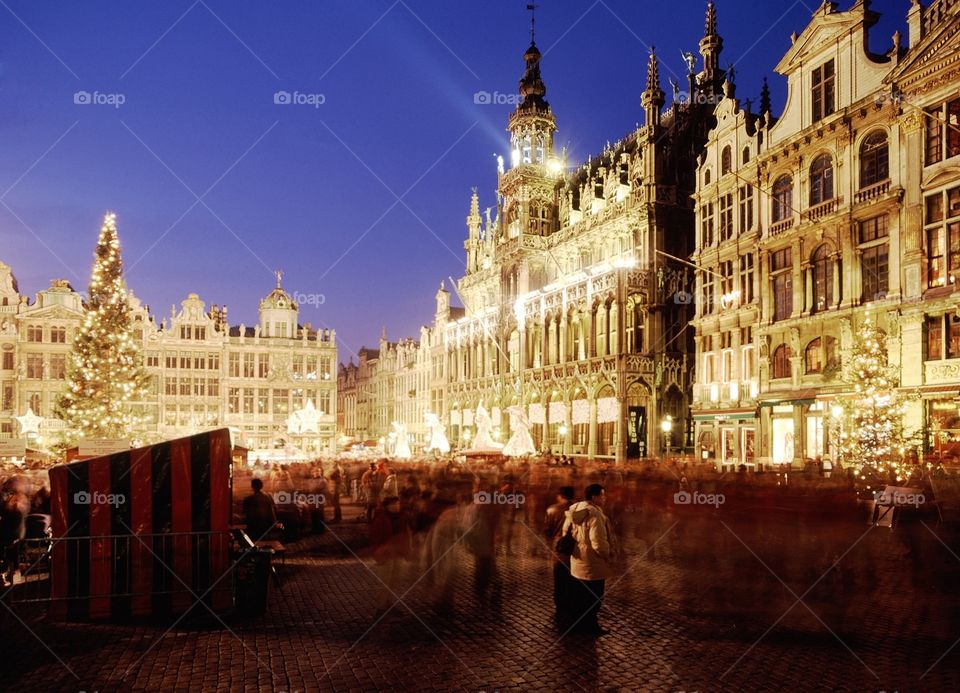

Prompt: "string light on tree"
[55,212,148,440]
[832,313,920,482]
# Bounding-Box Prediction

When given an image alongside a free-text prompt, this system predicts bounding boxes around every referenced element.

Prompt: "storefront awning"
[692,408,756,421]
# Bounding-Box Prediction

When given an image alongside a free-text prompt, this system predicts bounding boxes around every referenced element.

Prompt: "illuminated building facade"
[692,0,960,467]
[0,264,337,455]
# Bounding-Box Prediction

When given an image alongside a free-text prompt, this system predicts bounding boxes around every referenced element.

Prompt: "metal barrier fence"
[9,531,235,618]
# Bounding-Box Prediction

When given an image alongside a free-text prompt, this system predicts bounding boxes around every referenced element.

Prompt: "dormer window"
[812,59,835,122]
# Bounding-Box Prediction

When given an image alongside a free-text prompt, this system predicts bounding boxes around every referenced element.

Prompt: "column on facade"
[832,252,841,309]
[802,262,813,315]
[559,316,567,363]
[587,397,598,458]
[563,399,573,455]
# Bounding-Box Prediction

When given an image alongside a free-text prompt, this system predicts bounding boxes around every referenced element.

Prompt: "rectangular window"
[738,184,754,234]
[320,356,332,380]
[243,353,255,378]
[292,356,303,379]
[166,354,177,369]
[720,260,734,298]
[180,326,191,340]
[208,378,220,397]
[258,354,269,378]
[207,353,219,371]
[50,327,66,343]
[179,377,191,396]
[773,273,793,322]
[925,99,960,166]
[165,377,177,396]
[273,389,289,416]
[26,325,43,342]
[925,187,960,288]
[739,253,755,303]
[771,247,792,272]
[194,354,204,370]
[927,315,943,360]
[146,353,159,368]
[812,59,835,122]
[242,388,254,414]
[180,353,191,369]
[50,355,66,380]
[257,388,269,414]
[2,352,13,370]
[858,215,888,243]
[719,193,734,242]
[319,390,331,414]
[194,378,205,397]
[228,387,240,413]
[306,356,318,380]
[861,245,889,302]
[949,314,960,359]
[26,354,43,379]
[700,202,714,246]
[27,392,41,415]
[1,382,13,411]
[229,352,240,378]
[742,346,755,379]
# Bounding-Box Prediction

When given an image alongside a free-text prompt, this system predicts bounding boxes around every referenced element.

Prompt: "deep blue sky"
[0,0,906,361]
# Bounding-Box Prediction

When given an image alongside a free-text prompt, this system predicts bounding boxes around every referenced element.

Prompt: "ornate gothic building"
[340,6,727,461]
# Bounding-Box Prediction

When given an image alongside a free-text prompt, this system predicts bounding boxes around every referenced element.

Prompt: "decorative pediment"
[775,4,875,75]
[889,17,960,92]
[922,166,960,191]
[18,304,84,321]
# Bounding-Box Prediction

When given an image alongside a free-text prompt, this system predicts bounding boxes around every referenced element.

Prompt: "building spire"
[642,48,665,127]
[759,76,771,116]
[699,0,724,95]
[527,3,539,44]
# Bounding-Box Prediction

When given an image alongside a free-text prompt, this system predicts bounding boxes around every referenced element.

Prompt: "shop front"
[692,409,757,469]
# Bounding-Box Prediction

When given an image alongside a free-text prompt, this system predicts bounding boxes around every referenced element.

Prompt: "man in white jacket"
[562,483,614,636]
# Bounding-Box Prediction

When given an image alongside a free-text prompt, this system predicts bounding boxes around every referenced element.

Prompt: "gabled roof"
[886,6,960,92]
[774,1,883,75]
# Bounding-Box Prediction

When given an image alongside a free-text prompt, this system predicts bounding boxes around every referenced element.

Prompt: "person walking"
[328,461,344,524]
[544,486,574,621]
[562,483,615,636]
[361,462,382,523]
[369,495,412,620]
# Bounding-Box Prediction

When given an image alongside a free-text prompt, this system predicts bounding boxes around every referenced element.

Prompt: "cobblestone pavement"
[4,500,960,692]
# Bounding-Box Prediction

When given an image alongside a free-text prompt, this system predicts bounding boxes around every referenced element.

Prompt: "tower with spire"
[698,0,724,99]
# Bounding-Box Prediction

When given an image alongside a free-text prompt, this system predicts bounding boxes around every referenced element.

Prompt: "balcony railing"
[806,197,841,221]
[769,218,794,236]
[854,179,891,204]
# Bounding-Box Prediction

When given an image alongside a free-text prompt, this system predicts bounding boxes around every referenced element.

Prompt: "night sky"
[0,0,906,362]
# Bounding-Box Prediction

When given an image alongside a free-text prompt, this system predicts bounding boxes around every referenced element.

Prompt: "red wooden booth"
[48,429,233,620]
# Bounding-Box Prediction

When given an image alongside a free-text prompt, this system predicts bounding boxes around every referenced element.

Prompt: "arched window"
[805,338,822,373]
[809,154,834,205]
[742,146,751,165]
[860,131,889,188]
[772,176,793,222]
[772,344,792,379]
[812,245,834,312]
[721,146,732,175]
[824,336,838,370]
[704,168,712,185]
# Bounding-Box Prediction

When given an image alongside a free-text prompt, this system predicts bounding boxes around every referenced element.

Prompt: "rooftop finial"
[705,0,717,37]
[527,3,539,44]
[275,269,283,288]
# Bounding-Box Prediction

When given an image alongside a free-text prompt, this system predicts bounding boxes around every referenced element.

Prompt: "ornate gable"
[774,2,879,75]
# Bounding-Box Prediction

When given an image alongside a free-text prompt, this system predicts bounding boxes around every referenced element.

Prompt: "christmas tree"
[55,212,147,439]
[833,315,918,482]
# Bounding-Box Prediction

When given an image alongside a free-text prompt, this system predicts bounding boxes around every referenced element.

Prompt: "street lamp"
[660,415,673,463]
[463,428,472,448]
[558,424,568,454]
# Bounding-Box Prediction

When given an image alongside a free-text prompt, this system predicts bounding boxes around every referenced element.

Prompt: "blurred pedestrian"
[370,495,412,619]
[562,483,615,636]
[241,478,280,541]
[545,486,575,620]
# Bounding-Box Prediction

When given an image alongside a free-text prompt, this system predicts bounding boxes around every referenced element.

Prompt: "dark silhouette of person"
[242,478,279,541]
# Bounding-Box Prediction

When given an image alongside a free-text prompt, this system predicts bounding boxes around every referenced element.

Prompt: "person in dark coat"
[544,485,575,621]
[242,478,279,541]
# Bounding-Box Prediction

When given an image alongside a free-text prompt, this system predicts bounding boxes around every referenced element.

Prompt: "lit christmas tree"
[833,315,919,482]
[55,212,147,439]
